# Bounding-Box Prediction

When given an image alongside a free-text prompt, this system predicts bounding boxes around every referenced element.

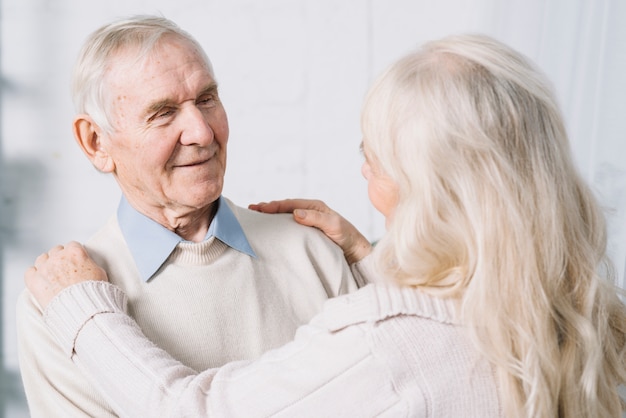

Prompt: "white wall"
[2,1,625,416]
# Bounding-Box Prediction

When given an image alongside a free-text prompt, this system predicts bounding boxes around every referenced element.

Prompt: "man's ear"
[73,115,115,173]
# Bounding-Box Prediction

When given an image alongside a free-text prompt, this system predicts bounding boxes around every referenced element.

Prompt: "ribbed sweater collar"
[169,238,229,265]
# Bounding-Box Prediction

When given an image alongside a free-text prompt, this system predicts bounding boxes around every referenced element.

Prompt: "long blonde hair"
[362,34,626,417]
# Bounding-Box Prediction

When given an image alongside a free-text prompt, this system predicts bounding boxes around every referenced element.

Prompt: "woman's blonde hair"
[362,33,626,417]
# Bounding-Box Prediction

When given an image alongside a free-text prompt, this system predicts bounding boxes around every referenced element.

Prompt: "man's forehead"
[105,41,215,97]
[105,45,217,118]
[106,35,207,74]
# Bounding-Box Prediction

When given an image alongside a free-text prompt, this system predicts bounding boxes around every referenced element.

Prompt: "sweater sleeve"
[43,283,403,418]
[44,281,127,356]
[350,254,381,286]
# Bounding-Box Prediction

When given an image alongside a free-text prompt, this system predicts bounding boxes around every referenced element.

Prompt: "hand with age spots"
[24,241,109,310]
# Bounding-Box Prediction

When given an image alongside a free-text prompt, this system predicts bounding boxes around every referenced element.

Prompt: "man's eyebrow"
[144,83,219,119]
[197,82,219,97]
[145,98,175,118]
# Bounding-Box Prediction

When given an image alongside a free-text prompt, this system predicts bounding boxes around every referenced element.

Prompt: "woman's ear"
[73,115,115,173]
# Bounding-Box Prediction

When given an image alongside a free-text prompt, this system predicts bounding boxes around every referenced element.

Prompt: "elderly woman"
[26,34,626,417]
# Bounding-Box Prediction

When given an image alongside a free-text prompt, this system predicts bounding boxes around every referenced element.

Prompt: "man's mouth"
[173,154,213,168]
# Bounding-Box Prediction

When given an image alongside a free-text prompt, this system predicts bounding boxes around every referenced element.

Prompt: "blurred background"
[1,0,625,416]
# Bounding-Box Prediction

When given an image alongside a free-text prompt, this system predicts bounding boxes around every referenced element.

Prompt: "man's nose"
[179,105,214,145]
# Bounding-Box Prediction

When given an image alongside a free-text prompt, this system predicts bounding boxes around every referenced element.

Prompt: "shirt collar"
[118,195,256,282]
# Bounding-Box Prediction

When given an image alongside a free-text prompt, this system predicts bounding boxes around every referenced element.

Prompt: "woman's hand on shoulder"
[249,199,372,264]
[24,241,109,309]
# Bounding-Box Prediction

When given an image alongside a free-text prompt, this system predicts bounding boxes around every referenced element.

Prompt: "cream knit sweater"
[42,263,502,417]
[17,200,362,418]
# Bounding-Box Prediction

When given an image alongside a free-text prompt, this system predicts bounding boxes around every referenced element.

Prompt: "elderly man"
[16,16,362,417]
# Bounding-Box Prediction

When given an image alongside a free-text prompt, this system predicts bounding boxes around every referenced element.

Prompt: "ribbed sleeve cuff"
[350,254,379,286]
[43,281,128,358]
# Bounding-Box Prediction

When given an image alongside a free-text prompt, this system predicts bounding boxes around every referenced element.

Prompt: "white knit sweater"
[17,200,362,417]
[42,261,502,417]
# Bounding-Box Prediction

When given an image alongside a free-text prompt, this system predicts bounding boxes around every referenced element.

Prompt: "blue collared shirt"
[117,196,256,282]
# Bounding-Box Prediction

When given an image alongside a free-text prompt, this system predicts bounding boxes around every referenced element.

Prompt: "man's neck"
[127,198,218,243]
[172,204,217,242]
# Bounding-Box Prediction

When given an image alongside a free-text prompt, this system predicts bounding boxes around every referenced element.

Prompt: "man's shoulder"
[82,215,133,264]
[81,215,139,285]
[16,215,123,326]
[226,199,335,245]
[226,199,357,295]
[226,199,297,226]
[84,215,124,248]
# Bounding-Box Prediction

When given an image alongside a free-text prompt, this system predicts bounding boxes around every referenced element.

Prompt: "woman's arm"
[24,243,394,417]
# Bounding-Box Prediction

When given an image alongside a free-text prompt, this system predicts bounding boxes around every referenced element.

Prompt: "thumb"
[293,209,307,219]
[293,209,316,226]
[292,209,338,238]
[292,209,328,230]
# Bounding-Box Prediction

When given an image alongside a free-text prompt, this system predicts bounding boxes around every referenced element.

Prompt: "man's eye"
[156,109,174,118]
[198,96,216,106]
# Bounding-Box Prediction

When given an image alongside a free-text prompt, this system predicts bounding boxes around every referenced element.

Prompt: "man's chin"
[186,185,223,208]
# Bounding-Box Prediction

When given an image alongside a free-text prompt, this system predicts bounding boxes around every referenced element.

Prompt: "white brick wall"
[2,1,625,415]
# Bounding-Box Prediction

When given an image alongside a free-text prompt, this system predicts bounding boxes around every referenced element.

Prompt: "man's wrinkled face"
[101,36,229,217]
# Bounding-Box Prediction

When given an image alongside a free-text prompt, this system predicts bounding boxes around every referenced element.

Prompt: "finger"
[24,266,37,282]
[65,241,85,251]
[248,200,290,213]
[254,199,329,214]
[248,202,268,211]
[292,209,341,234]
[282,199,328,213]
[34,252,49,267]
[63,241,87,258]
[48,244,65,255]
